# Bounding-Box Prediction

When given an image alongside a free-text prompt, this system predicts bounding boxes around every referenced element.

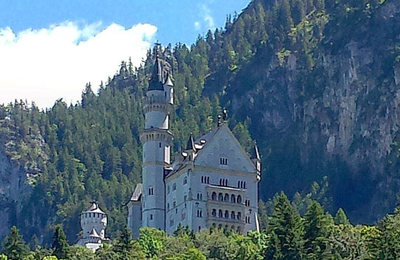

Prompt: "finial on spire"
[222,108,228,121]
[187,134,195,150]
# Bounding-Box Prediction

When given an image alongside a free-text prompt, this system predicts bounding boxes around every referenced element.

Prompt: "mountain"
[0,0,399,244]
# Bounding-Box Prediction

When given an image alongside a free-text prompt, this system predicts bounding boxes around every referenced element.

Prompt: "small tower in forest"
[77,202,109,252]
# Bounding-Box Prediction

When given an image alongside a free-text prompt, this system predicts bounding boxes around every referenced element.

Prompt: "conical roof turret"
[148,57,164,91]
[187,134,195,151]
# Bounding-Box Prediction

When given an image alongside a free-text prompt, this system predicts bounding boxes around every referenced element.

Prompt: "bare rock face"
[0,148,32,240]
[229,1,400,222]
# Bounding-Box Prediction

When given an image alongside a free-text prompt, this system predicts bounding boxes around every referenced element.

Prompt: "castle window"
[237,195,242,204]
[218,193,223,201]
[220,157,228,165]
[198,226,201,232]
[159,142,162,148]
[231,194,236,203]
[207,177,210,183]
[212,192,217,200]
[218,210,223,218]
[224,193,229,202]
[167,203,170,211]
[237,226,241,234]
[173,201,176,208]
[149,187,154,195]
[150,214,153,220]
[212,209,217,217]
[231,211,235,219]
[183,176,187,185]
[200,194,203,200]
[245,200,251,207]
[167,185,170,194]
[89,213,91,218]
[237,212,242,220]
[184,195,187,202]
[224,210,229,218]
[173,183,176,191]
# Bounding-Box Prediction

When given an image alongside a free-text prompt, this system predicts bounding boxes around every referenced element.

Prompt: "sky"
[0,0,250,109]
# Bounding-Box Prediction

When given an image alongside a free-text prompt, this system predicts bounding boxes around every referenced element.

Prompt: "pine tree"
[266,192,305,260]
[303,201,332,259]
[52,225,69,259]
[1,226,29,260]
[334,208,350,225]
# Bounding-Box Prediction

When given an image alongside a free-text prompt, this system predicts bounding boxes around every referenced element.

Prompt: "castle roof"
[251,142,261,160]
[130,183,143,202]
[168,123,256,177]
[85,202,105,214]
[89,228,100,238]
[148,57,164,91]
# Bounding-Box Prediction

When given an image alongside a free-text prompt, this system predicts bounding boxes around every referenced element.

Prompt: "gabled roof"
[167,123,256,177]
[89,228,100,238]
[130,183,143,202]
[251,142,261,160]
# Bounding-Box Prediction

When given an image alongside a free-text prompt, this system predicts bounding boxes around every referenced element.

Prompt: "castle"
[127,49,261,238]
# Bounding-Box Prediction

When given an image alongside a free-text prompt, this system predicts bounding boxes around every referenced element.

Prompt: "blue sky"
[0,0,250,108]
[0,0,250,45]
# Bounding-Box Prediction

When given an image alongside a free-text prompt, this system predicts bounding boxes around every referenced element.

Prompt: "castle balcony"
[205,185,246,233]
[143,96,173,113]
[139,128,173,144]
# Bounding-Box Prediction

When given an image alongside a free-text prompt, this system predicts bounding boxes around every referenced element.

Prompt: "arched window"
[218,193,223,201]
[167,185,170,194]
[231,211,235,219]
[218,210,223,218]
[183,176,187,185]
[231,194,236,203]
[224,210,229,218]
[224,193,229,202]
[201,176,204,183]
[237,212,242,220]
[244,182,246,189]
[149,187,154,195]
[200,194,203,200]
[207,177,210,183]
[212,192,217,200]
[237,195,242,204]
[173,183,176,191]
[212,209,217,217]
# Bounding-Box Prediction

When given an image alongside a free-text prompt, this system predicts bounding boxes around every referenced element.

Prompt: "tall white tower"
[139,52,173,230]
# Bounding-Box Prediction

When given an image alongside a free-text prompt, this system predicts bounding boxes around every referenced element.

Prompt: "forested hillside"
[0,0,399,245]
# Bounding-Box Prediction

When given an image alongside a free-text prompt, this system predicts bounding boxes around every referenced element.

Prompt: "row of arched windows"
[211,192,242,204]
[211,209,242,220]
[211,223,241,234]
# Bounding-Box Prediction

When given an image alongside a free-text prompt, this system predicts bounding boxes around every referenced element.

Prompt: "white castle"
[77,202,109,251]
[127,48,261,238]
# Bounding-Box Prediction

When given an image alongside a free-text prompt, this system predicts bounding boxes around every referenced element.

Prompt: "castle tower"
[139,51,174,230]
[77,202,108,251]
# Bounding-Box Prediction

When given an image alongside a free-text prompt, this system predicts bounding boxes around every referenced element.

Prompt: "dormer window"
[220,157,228,165]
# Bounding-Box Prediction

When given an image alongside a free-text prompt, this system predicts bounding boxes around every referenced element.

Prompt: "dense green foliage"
[2,195,400,259]
[0,0,399,245]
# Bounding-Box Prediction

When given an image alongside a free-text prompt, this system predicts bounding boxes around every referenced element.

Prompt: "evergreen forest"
[1,0,400,257]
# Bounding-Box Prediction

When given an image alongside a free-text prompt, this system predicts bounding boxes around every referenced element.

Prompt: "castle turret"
[77,202,108,251]
[139,49,174,230]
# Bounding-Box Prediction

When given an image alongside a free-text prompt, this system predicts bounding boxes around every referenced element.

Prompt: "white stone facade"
[77,202,109,251]
[127,54,261,238]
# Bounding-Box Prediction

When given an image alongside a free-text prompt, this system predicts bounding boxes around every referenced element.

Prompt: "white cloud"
[0,22,157,109]
[194,21,201,31]
[201,5,215,28]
